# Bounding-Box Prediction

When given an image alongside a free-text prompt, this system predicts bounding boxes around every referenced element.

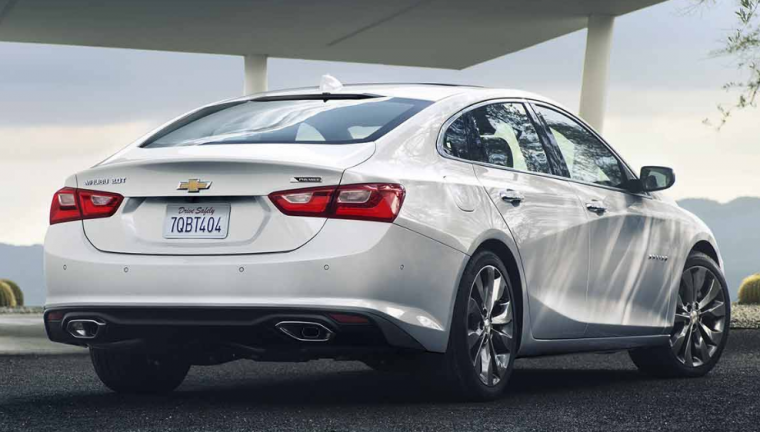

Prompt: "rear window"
[142,97,431,147]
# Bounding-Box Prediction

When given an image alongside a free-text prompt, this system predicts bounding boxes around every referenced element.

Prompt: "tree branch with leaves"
[700,0,760,128]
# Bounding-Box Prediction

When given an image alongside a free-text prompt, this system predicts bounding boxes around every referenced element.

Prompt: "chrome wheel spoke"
[492,301,512,325]
[671,327,688,356]
[467,327,484,350]
[471,332,487,366]
[466,264,514,387]
[693,329,710,365]
[700,322,723,347]
[478,341,492,384]
[674,312,690,323]
[492,327,512,350]
[677,293,687,311]
[702,301,726,319]
[489,337,508,383]
[473,277,486,310]
[682,271,695,304]
[672,265,726,367]
[483,266,496,318]
[692,267,707,302]
[683,330,695,367]
[698,277,719,310]
[487,276,505,319]
[468,297,485,322]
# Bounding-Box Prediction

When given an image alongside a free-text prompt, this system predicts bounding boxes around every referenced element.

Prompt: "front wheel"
[442,250,518,401]
[630,252,730,377]
[90,347,190,394]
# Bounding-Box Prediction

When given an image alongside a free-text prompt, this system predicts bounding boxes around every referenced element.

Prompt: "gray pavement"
[1,329,758,432]
[0,315,85,355]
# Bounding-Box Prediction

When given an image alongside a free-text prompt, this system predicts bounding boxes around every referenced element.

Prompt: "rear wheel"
[630,252,729,377]
[442,250,518,401]
[90,347,190,394]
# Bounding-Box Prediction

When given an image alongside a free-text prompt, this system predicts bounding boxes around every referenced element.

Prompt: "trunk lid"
[78,143,374,255]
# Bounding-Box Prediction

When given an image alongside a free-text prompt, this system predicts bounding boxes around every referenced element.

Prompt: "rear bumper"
[44,219,468,353]
[44,306,425,361]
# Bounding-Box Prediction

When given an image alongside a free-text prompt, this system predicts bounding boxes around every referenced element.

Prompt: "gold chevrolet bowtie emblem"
[177,179,212,193]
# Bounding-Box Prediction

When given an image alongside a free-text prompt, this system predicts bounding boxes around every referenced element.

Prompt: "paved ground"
[0,315,83,355]
[1,330,758,432]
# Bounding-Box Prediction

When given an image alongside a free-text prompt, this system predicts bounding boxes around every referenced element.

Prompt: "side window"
[442,114,474,160]
[534,106,626,188]
[441,102,551,175]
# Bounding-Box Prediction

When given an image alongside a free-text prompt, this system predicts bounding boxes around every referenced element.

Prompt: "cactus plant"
[738,274,760,305]
[0,279,23,306]
[0,281,17,308]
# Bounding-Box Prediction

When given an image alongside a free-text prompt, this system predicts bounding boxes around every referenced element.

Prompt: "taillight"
[50,188,124,225]
[267,186,334,217]
[50,188,81,225]
[268,183,405,223]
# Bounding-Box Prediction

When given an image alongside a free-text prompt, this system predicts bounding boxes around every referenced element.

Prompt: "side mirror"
[639,166,676,192]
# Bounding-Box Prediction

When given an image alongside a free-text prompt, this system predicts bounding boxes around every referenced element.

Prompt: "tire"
[629,251,730,378]
[90,347,190,394]
[441,250,519,401]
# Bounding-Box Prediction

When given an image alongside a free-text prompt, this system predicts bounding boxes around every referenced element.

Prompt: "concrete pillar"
[579,15,615,133]
[244,54,268,95]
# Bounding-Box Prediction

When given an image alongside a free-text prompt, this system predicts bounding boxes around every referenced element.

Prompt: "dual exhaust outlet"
[275,321,335,342]
[66,319,106,340]
[65,318,335,343]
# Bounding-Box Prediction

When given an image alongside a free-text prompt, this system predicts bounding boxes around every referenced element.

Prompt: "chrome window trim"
[435,98,557,176]
[435,98,651,200]
[527,100,652,199]
[528,101,639,181]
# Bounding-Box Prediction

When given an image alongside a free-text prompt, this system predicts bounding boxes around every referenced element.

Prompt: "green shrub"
[0,279,23,306]
[0,282,17,308]
[738,274,760,305]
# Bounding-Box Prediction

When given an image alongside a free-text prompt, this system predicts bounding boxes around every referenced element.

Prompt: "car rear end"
[43,90,467,361]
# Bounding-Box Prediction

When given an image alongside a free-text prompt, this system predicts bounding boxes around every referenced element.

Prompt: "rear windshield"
[141,97,431,147]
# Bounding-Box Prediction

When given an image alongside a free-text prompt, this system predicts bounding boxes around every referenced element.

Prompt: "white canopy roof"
[0,0,665,69]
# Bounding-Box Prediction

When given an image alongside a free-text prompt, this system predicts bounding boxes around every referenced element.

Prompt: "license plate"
[163,204,231,239]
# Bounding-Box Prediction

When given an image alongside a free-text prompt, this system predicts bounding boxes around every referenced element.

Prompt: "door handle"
[586,200,607,213]
[500,189,524,204]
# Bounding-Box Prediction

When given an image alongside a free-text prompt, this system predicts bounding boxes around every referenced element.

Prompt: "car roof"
[230,83,561,106]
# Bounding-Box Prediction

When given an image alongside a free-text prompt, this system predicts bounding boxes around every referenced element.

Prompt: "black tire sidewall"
[90,348,190,394]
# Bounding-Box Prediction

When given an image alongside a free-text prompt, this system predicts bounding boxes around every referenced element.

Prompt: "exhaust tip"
[66,319,106,339]
[276,321,334,342]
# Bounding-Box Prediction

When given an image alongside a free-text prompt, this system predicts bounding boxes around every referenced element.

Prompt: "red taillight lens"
[267,186,336,217]
[268,183,405,223]
[332,184,405,222]
[50,187,81,225]
[77,189,124,220]
[50,188,123,225]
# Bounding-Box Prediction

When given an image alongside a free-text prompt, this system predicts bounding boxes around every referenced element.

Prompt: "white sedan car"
[44,83,729,401]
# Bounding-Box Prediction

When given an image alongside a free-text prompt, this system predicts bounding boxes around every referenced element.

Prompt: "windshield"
[142,97,431,147]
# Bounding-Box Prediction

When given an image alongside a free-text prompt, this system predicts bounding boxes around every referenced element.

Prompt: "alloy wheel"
[671,266,727,367]
[466,265,514,386]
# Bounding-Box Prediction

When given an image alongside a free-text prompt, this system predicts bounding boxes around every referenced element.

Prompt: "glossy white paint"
[79,143,374,255]
[44,84,723,357]
[46,218,467,353]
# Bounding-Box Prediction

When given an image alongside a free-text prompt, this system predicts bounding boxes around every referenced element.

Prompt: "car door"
[440,101,591,339]
[532,103,667,337]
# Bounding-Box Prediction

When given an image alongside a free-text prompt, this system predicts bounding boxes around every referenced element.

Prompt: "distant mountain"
[677,197,760,299]
[0,197,757,305]
[0,243,44,306]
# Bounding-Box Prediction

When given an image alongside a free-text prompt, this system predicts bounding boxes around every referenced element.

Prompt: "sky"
[1,0,759,246]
